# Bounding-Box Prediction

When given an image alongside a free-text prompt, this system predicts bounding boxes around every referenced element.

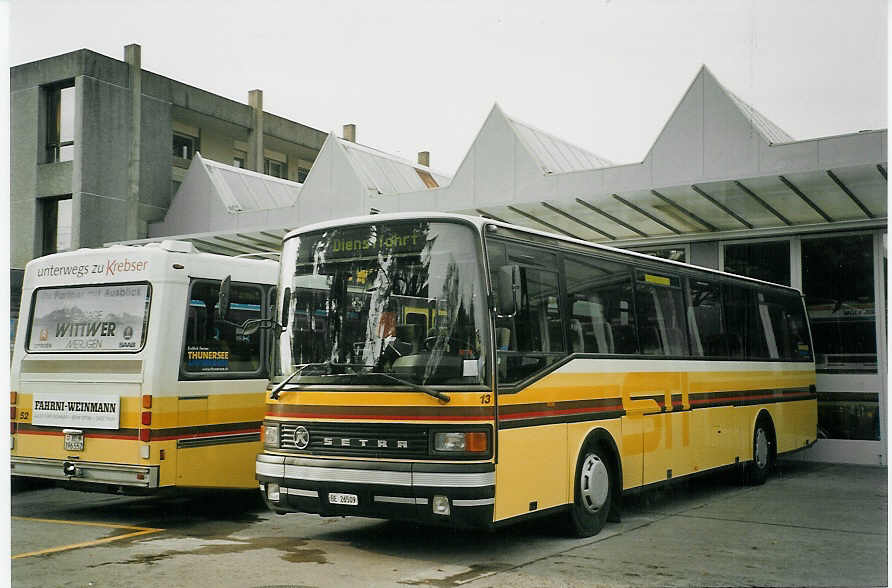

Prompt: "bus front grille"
[280,422,429,459]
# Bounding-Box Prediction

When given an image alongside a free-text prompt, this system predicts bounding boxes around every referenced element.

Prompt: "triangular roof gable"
[150,153,220,235]
[645,65,794,182]
[296,132,369,222]
[449,103,545,192]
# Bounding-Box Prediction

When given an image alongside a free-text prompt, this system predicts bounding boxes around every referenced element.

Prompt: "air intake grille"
[280,422,429,459]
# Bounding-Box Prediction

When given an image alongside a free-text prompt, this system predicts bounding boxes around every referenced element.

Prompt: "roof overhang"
[108,227,291,257]
[468,162,887,246]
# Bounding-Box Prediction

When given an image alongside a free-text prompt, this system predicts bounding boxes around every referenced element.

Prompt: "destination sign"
[298,223,430,263]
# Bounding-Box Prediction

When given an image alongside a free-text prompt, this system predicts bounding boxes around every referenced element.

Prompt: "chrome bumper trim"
[374,496,429,505]
[11,456,159,487]
[453,498,495,507]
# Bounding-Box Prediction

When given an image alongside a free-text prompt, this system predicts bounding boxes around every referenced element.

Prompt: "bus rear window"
[27,284,151,353]
[182,280,263,376]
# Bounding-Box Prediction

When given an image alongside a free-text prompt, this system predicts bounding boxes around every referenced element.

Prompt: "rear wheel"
[567,443,612,537]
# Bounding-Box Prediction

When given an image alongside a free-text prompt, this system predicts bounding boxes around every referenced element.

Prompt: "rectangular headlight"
[434,431,488,453]
[263,423,279,448]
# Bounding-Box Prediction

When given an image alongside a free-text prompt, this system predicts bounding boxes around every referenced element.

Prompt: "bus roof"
[23,240,278,290]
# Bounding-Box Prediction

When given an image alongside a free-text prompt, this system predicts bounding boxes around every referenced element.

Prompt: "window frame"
[43,81,75,164]
[178,278,272,381]
[173,131,200,164]
[25,281,152,354]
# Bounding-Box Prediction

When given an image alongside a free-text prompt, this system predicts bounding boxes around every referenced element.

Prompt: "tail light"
[10,391,16,436]
[139,394,152,445]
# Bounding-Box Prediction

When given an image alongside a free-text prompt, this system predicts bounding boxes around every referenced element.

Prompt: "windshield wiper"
[271,362,450,403]
[361,371,450,403]
[270,361,377,399]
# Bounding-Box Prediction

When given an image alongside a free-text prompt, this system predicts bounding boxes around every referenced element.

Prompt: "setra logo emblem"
[294,426,310,449]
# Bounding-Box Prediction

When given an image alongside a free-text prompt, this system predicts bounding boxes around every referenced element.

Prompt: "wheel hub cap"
[755,428,769,468]
[580,454,609,513]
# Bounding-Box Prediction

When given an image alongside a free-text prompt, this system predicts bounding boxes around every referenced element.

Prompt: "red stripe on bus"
[500,405,624,420]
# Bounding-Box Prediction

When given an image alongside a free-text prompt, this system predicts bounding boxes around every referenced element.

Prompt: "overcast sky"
[7,0,889,175]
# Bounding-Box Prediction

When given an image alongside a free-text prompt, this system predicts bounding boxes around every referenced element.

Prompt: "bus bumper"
[256,453,494,529]
[11,456,160,488]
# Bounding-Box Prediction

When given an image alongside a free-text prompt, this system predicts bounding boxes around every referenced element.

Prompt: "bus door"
[177,278,270,488]
[490,243,569,520]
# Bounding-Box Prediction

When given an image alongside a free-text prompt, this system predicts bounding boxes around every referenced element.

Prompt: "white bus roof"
[23,241,278,290]
[283,212,804,294]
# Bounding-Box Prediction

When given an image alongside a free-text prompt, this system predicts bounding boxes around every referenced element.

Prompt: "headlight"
[263,423,279,448]
[434,431,488,453]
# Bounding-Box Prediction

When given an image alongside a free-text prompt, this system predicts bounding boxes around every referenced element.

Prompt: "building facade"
[10,44,327,269]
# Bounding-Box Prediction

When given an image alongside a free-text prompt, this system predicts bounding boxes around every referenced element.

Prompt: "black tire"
[745,416,774,486]
[567,443,613,537]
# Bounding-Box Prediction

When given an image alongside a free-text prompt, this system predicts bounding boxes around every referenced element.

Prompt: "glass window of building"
[45,83,75,163]
[41,196,72,255]
[297,167,310,183]
[724,240,791,285]
[802,235,876,374]
[635,247,686,263]
[802,234,879,441]
[233,150,247,168]
[173,132,199,161]
[264,158,285,178]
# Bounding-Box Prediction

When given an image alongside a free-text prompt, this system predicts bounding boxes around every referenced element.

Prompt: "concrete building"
[10,44,327,269]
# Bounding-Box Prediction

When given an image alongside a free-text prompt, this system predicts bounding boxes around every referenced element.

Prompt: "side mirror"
[496,265,520,317]
[280,287,291,329]
[216,275,232,322]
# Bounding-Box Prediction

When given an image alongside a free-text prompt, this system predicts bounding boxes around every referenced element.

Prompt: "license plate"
[64,432,84,451]
[328,492,358,506]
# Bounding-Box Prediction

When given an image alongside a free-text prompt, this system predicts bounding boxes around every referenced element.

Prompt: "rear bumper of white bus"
[11,456,159,489]
[256,453,495,529]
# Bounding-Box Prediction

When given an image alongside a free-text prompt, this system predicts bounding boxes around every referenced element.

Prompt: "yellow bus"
[255,213,816,536]
[11,240,277,494]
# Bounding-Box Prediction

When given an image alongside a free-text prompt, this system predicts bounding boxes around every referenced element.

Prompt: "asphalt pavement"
[9,459,888,587]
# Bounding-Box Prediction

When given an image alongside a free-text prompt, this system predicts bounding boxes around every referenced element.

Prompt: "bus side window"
[182,280,264,377]
[564,254,637,355]
[724,284,768,360]
[635,272,687,356]
[489,242,567,386]
[688,279,724,357]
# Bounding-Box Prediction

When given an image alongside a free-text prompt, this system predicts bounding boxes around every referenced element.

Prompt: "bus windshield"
[279,221,488,386]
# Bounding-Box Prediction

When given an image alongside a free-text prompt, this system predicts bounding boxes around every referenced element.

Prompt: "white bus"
[11,240,278,493]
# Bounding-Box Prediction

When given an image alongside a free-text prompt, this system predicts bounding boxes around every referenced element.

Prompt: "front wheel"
[745,417,774,485]
[567,444,612,537]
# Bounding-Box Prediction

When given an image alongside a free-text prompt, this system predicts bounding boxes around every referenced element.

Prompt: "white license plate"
[328,492,358,506]
[64,432,84,451]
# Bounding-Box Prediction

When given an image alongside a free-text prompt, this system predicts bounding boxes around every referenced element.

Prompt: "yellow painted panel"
[495,425,567,521]
[176,441,261,488]
[177,397,208,427]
